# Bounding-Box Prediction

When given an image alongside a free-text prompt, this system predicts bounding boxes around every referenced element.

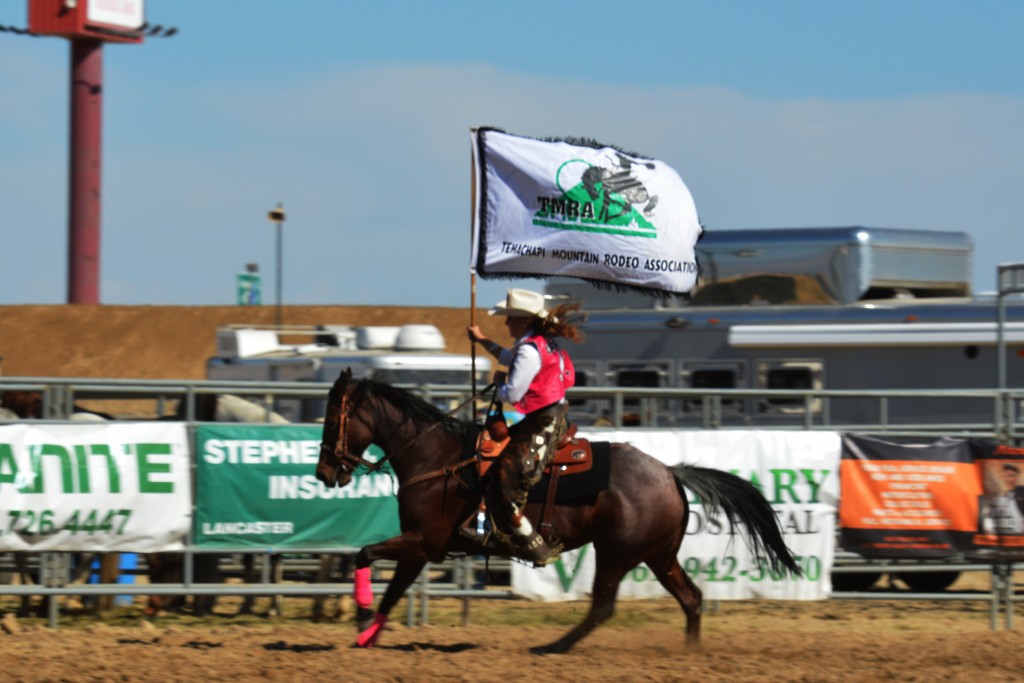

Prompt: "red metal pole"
[68,38,104,304]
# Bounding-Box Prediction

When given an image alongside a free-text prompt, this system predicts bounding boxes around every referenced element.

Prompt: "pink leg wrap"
[354,567,373,609]
[356,613,388,648]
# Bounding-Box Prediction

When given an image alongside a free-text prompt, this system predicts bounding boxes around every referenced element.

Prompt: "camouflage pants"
[487,403,568,540]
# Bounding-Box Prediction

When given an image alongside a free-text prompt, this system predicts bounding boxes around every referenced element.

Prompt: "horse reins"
[399,383,501,490]
[324,383,495,486]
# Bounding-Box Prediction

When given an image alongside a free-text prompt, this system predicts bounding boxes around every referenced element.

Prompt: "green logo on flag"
[534,154,658,238]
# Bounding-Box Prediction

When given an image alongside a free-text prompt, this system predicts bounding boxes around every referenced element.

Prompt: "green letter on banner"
[134,443,174,493]
[553,545,590,592]
[0,444,18,487]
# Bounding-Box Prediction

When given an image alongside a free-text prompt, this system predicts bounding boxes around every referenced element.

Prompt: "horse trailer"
[544,226,1024,431]
[205,323,490,422]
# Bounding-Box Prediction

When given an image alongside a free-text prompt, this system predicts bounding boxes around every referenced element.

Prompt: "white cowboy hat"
[488,288,549,318]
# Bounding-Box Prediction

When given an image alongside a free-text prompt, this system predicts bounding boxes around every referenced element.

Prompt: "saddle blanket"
[526,441,612,504]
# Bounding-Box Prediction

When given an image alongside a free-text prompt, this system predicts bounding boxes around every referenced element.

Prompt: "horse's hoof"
[355,613,388,647]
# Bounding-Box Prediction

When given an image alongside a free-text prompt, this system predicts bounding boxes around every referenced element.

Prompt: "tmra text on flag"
[471,128,703,295]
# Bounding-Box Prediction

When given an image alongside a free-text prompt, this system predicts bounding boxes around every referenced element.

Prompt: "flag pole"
[469,129,479,411]
[470,271,478,403]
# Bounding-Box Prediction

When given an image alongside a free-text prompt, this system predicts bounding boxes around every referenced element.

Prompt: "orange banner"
[840,459,982,533]
[840,435,983,557]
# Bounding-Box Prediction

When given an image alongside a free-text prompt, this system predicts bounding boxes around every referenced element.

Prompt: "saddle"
[474,419,593,478]
[465,418,594,545]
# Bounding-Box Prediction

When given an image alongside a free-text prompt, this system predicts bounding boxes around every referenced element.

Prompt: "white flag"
[471,128,702,294]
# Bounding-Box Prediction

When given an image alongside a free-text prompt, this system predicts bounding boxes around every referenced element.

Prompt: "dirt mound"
[0,305,506,380]
[690,273,835,305]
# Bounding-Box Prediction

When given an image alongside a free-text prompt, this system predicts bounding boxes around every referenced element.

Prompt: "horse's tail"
[670,463,803,577]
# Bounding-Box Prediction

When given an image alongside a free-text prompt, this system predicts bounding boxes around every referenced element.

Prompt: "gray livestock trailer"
[545,226,1024,430]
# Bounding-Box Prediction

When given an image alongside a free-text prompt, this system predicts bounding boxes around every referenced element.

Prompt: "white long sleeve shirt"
[495,335,541,405]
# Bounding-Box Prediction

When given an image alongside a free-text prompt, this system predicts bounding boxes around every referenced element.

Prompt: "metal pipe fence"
[2,376,1022,435]
[2,376,1022,629]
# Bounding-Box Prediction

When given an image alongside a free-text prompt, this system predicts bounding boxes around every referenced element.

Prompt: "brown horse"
[315,368,800,654]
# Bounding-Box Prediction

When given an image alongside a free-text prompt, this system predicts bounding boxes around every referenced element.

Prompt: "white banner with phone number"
[512,430,841,601]
[0,423,191,551]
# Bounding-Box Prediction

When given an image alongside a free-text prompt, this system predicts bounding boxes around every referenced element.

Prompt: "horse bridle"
[320,386,420,479]
[320,390,378,479]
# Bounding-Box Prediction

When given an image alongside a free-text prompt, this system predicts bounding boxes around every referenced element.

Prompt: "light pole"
[268,203,286,327]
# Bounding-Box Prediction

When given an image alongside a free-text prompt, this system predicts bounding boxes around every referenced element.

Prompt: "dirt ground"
[2,583,1024,683]
[0,304,505,381]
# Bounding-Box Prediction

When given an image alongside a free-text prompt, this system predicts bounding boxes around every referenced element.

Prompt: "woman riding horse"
[467,288,583,566]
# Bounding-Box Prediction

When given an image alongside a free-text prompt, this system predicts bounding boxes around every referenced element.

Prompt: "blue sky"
[2,1,1023,306]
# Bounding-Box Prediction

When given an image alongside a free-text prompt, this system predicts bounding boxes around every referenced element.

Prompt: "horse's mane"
[352,379,472,442]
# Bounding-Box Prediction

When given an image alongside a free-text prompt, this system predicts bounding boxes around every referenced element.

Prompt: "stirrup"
[459,507,494,544]
[458,526,500,550]
[461,512,507,554]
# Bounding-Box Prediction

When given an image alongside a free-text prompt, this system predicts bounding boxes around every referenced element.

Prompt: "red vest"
[516,334,575,414]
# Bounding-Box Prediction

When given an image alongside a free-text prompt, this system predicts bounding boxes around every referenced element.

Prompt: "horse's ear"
[333,367,354,395]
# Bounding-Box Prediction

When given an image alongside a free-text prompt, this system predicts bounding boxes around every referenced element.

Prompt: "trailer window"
[756,360,823,414]
[559,362,609,426]
[611,364,670,426]
[692,368,736,390]
[617,369,660,390]
[687,369,739,409]
[767,367,811,396]
[566,368,607,425]
[568,369,588,405]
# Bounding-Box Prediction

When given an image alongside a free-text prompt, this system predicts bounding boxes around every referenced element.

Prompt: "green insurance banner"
[194,425,399,548]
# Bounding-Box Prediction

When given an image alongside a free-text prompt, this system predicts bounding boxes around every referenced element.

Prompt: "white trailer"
[206,324,490,422]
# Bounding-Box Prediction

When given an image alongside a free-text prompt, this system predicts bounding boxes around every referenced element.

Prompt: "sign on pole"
[236,271,262,306]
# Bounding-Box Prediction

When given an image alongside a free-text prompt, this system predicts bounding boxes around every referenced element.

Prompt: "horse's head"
[317,368,468,489]
[316,368,376,489]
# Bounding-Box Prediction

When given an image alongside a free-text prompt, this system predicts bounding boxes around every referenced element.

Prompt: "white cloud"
[3,60,1022,304]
